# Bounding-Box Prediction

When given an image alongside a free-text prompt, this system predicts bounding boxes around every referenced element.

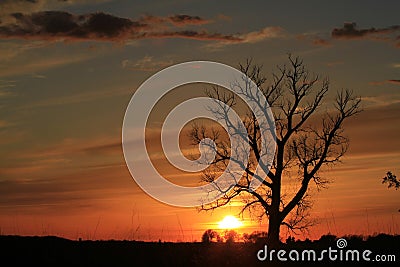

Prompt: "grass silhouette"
[1,233,398,266]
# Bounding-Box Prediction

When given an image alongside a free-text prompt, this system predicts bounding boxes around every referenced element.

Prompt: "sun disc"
[218,215,243,229]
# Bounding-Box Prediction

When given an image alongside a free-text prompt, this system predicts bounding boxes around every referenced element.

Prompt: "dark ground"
[0,234,399,266]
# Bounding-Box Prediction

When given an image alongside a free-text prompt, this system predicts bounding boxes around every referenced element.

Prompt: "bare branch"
[188,55,362,244]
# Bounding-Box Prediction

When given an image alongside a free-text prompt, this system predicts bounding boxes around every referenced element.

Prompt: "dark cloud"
[331,22,400,49]
[168,14,209,26]
[388,79,400,85]
[139,14,210,27]
[77,12,138,38]
[332,22,400,39]
[0,11,142,41]
[0,11,246,43]
[147,30,242,42]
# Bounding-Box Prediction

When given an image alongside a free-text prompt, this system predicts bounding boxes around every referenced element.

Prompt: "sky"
[0,0,399,242]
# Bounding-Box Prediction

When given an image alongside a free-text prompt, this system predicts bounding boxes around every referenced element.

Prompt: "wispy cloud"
[239,26,284,43]
[0,52,93,77]
[206,26,284,49]
[0,79,16,89]
[22,85,131,109]
[0,80,16,99]
[295,32,331,47]
[326,61,344,67]
[369,79,400,86]
[0,0,111,19]
[0,120,9,128]
[216,14,231,22]
[312,37,331,47]
[362,94,400,108]
[1,134,123,179]
[121,56,173,71]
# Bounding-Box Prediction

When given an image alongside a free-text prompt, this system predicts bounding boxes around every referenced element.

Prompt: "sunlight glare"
[218,215,243,229]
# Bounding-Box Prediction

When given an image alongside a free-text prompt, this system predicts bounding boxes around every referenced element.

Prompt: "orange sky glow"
[0,0,399,243]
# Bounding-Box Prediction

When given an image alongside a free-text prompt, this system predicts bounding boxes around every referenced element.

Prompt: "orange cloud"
[205,26,284,49]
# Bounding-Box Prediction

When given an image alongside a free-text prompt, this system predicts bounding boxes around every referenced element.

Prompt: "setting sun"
[218,215,243,229]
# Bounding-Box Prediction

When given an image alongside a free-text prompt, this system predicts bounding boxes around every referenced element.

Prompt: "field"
[1,234,398,266]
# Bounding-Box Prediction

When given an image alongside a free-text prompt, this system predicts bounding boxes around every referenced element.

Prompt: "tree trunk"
[268,142,283,247]
[267,181,281,246]
[267,207,281,246]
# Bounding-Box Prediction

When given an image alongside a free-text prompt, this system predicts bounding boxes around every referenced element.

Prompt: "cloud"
[0,0,45,19]
[0,90,11,98]
[22,85,131,108]
[1,135,123,179]
[0,120,9,128]
[362,95,400,108]
[388,79,400,85]
[332,22,400,39]
[0,80,16,100]
[332,22,400,48]
[121,56,173,71]
[216,14,232,22]
[0,51,94,77]
[16,135,122,160]
[0,11,142,41]
[125,14,210,28]
[369,79,400,86]
[0,79,16,89]
[206,26,284,49]
[295,32,331,47]
[0,10,283,45]
[168,14,210,26]
[238,26,284,43]
[312,37,331,47]
[326,61,344,67]
[145,29,242,42]
[296,23,400,48]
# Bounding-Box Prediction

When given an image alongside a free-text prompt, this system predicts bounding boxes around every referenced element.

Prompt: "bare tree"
[190,54,362,245]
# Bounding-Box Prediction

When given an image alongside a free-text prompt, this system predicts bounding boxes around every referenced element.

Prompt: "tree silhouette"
[223,230,239,243]
[242,231,268,243]
[382,171,400,190]
[190,55,361,245]
[201,229,222,243]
